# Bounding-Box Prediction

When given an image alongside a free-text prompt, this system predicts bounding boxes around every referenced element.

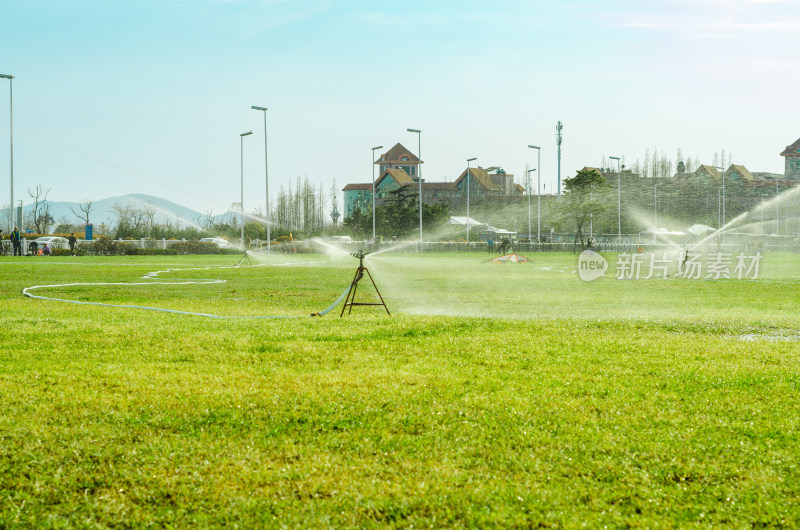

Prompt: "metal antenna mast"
[556,121,563,197]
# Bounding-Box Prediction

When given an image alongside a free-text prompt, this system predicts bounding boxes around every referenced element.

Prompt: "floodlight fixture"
[466,157,477,242]
[239,131,254,246]
[714,165,726,227]
[371,145,384,239]
[251,105,271,252]
[1,73,13,232]
[528,145,541,242]
[407,128,422,248]
[609,156,622,244]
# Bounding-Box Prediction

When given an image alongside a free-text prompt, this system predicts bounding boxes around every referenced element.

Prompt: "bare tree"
[199,209,215,229]
[70,199,94,226]
[142,201,158,233]
[111,202,146,236]
[28,185,54,234]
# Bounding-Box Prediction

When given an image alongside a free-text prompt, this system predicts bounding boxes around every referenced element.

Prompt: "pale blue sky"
[1,0,798,217]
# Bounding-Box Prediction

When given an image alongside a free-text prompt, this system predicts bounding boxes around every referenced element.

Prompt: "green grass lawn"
[1,251,799,527]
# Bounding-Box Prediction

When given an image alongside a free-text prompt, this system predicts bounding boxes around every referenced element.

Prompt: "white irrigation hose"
[22,263,352,319]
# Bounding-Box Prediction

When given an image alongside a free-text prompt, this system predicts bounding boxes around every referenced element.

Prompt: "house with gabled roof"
[375,143,422,179]
[726,164,754,184]
[342,144,523,217]
[375,168,415,198]
[694,164,723,181]
[686,164,753,185]
[455,167,503,198]
[781,138,800,179]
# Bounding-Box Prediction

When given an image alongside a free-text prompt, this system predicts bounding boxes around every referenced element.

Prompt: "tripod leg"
[348,281,359,314]
[364,267,390,315]
[340,267,361,317]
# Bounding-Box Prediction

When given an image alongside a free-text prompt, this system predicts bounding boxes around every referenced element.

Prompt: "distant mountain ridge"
[25,194,222,230]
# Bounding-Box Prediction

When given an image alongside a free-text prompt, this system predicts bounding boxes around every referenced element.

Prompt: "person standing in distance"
[68,233,77,255]
[10,227,22,256]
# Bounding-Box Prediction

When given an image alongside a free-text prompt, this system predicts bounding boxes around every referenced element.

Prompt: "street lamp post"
[371,145,383,240]
[0,74,13,232]
[407,128,422,249]
[528,145,541,242]
[609,156,621,245]
[654,181,664,244]
[466,157,477,242]
[526,168,536,243]
[239,131,253,248]
[590,182,594,239]
[250,106,270,253]
[714,165,726,228]
[776,180,780,235]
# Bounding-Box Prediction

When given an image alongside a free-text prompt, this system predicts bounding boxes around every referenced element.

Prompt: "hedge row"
[6,240,311,257]
[78,240,245,256]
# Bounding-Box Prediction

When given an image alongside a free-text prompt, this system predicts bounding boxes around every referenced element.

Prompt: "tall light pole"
[250,106,270,253]
[466,157,477,242]
[556,121,563,197]
[407,128,422,248]
[609,156,621,245]
[714,165,726,228]
[0,74,13,231]
[526,169,536,242]
[371,145,383,240]
[654,181,663,244]
[776,180,780,235]
[528,145,541,242]
[240,130,253,247]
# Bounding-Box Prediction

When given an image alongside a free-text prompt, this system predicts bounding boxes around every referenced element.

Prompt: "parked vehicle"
[199,237,235,249]
[31,236,69,250]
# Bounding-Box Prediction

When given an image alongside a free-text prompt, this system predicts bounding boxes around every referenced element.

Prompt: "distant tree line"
[344,185,451,238]
[6,176,341,242]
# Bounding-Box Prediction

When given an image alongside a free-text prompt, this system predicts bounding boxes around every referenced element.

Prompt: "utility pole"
[556,121,563,197]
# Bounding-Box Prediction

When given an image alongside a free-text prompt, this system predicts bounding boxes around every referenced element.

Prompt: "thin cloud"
[613,15,800,35]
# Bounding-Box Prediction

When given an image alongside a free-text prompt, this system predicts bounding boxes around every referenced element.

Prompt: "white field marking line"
[22,262,350,319]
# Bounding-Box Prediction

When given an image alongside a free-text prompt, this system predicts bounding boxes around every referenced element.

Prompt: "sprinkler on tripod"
[340,249,390,316]
[236,248,253,266]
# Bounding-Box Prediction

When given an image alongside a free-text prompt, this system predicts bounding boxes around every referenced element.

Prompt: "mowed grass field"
[1,251,800,527]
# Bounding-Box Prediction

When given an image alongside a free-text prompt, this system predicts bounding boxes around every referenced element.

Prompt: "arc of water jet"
[309,238,352,257]
[369,240,419,257]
